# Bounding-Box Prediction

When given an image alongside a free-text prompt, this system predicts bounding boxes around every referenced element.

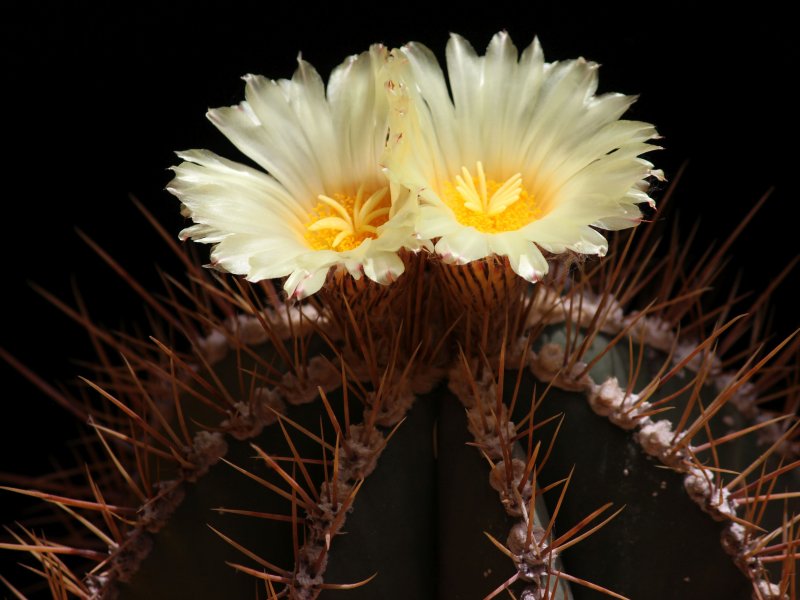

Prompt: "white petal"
[328,45,389,191]
[489,234,549,282]
[416,204,462,239]
[170,150,308,231]
[398,42,459,163]
[435,227,491,264]
[214,235,306,277]
[362,251,405,285]
[522,220,609,255]
[384,43,459,196]
[446,34,483,156]
[479,32,525,173]
[207,100,320,205]
[518,58,602,176]
[282,265,331,300]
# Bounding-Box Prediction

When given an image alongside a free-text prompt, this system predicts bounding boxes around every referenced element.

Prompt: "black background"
[1,0,797,579]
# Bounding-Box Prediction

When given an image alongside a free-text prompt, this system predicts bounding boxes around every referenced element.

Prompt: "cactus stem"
[4,182,799,599]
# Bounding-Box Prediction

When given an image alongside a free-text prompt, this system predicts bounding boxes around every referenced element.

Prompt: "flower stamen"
[442,162,541,234]
[454,162,523,216]
[306,185,391,251]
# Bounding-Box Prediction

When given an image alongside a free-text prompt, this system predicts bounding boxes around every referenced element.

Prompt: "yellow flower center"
[304,186,391,251]
[441,162,542,233]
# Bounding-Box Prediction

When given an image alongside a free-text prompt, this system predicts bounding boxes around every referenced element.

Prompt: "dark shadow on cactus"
[113,387,516,599]
[516,380,751,599]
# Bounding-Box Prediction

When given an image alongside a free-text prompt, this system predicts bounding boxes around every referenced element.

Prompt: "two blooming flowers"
[169,33,661,299]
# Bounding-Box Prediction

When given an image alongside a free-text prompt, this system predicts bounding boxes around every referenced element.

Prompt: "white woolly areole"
[756,580,787,600]
[589,377,623,413]
[196,329,228,365]
[683,467,735,519]
[195,305,325,366]
[589,377,644,429]
[636,419,675,458]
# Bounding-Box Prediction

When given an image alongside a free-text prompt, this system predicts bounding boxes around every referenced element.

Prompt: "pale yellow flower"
[384,32,662,282]
[169,45,419,299]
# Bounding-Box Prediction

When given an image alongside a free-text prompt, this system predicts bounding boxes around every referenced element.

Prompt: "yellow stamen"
[305,185,390,251]
[442,162,541,233]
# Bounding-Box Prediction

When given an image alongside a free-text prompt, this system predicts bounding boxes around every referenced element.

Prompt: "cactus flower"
[168,45,419,299]
[384,32,663,282]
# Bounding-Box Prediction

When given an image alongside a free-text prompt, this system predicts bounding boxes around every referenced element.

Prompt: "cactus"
[2,32,799,600]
